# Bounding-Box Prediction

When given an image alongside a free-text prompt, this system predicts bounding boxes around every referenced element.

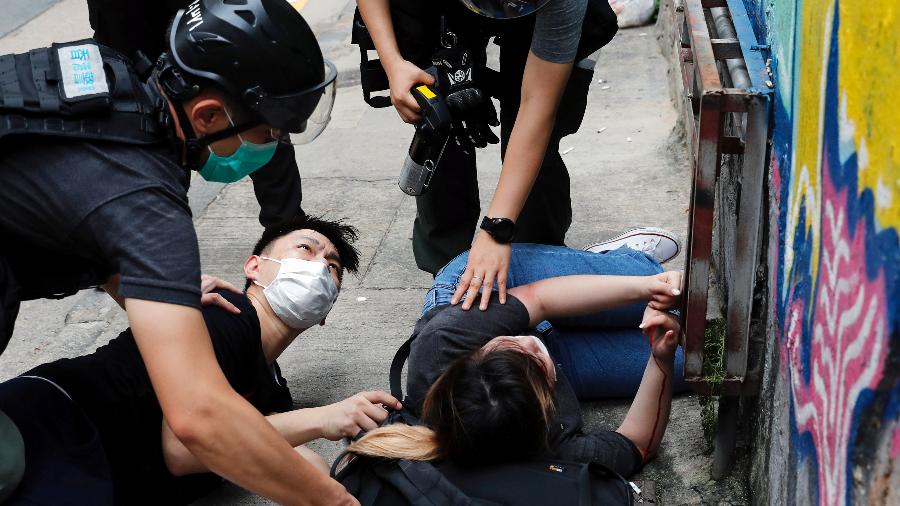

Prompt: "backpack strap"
[389,332,416,400]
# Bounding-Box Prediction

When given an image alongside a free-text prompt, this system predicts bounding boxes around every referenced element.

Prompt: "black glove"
[432,45,499,152]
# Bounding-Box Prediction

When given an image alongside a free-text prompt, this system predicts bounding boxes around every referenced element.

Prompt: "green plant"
[698,318,727,451]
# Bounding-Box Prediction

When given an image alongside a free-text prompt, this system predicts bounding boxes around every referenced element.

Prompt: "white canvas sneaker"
[583,228,681,264]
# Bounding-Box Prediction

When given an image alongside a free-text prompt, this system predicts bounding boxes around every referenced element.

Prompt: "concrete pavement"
[0,2,748,504]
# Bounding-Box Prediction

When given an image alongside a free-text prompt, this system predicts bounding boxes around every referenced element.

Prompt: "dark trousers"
[411,35,594,275]
[0,377,114,505]
[0,248,108,355]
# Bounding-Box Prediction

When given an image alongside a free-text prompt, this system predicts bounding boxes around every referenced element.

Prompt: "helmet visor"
[249,59,337,140]
[458,0,551,19]
[289,69,336,145]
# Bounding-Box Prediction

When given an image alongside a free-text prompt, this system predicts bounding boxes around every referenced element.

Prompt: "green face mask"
[199,110,277,183]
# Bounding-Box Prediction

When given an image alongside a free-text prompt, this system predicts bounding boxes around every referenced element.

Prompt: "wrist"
[307,406,329,439]
[650,350,676,369]
[479,216,516,244]
[380,51,404,74]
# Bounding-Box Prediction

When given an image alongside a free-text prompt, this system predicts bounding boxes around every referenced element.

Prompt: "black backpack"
[330,335,642,505]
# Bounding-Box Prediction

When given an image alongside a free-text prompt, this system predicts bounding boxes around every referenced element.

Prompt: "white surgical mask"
[254,256,338,329]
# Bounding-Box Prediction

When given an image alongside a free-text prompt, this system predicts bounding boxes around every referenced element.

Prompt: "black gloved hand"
[432,45,499,152]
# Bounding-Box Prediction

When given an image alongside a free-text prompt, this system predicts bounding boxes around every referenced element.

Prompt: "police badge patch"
[58,43,109,100]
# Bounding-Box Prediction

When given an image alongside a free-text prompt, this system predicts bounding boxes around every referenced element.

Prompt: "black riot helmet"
[457,0,552,19]
[160,0,336,141]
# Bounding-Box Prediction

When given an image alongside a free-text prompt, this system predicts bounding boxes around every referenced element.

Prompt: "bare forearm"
[163,409,326,476]
[488,98,556,219]
[128,300,351,505]
[487,54,572,219]
[616,356,675,459]
[356,0,402,67]
[511,275,648,325]
[180,395,338,502]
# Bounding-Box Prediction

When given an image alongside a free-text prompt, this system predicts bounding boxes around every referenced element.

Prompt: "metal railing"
[669,0,773,476]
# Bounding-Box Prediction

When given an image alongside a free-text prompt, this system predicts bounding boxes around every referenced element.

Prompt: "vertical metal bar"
[680,0,724,382]
[682,90,723,379]
[712,396,740,478]
[723,95,768,380]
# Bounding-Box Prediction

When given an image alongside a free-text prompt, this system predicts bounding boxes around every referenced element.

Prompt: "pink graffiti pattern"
[784,167,888,506]
[892,427,900,459]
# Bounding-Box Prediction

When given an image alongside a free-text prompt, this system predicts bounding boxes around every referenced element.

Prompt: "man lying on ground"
[347,230,685,478]
[0,215,400,505]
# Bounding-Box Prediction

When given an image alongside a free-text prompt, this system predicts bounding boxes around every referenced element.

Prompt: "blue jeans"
[422,244,686,399]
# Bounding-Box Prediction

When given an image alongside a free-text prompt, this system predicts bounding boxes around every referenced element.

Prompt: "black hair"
[347,347,556,464]
[245,214,360,289]
[423,347,556,465]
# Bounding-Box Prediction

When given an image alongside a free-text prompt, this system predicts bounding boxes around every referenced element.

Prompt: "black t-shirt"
[25,290,293,505]
[0,136,202,308]
[407,294,642,477]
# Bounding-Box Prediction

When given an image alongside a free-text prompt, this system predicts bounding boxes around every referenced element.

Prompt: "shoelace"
[628,237,661,253]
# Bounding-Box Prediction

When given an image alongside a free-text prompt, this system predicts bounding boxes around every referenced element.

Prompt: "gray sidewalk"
[0,2,748,503]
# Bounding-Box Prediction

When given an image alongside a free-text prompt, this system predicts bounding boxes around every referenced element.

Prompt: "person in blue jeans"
[422,228,687,399]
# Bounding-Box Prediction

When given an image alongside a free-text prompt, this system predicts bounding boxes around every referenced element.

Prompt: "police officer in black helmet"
[85,0,311,229]
[356,0,617,309]
[0,1,358,504]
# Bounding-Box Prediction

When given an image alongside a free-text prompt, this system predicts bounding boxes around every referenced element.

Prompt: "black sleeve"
[78,190,202,309]
[201,291,294,414]
[201,291,263,393]
[554,431,643,478]
[406,294,531,412]
[250,362,294,415]
[249,143,304,228]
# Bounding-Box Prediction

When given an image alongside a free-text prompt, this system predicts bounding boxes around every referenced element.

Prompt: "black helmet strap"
[155,54,261,169]
[172,102,262,169]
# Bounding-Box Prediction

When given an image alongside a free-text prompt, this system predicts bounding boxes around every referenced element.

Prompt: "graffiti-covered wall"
[744,0,900,504]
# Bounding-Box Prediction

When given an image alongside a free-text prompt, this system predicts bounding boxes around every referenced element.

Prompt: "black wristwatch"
[480,216,516,244]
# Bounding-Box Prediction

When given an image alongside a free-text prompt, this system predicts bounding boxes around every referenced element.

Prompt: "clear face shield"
[290,67,336,145]
[247,59,338,146]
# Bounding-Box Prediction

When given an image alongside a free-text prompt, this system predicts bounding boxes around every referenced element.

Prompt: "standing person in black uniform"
[85,0,309,228]
[356,0,617,309]
[0,1,357,504]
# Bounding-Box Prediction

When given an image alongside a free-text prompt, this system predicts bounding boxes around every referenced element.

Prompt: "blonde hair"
[347,425,441,461]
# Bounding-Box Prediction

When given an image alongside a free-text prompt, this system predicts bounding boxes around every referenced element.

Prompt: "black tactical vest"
[0,39,163,146]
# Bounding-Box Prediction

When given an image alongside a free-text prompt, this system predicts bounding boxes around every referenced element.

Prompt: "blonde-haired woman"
[350,252,683,475]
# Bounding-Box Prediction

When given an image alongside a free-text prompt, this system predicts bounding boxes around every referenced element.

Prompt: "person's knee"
[0,410,25,502]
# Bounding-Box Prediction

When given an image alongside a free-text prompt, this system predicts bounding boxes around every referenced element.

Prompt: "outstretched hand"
[318,391,402,441]
[645,271,682,310]
[639,306,681,363]
[199,274,243,314]
[451,232,511,311]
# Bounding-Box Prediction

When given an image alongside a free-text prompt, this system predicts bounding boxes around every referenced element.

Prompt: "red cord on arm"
[640,329,667,460]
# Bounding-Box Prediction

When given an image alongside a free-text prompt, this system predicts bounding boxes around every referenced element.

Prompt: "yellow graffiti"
[838,0,900,230]
[785,0,833,293]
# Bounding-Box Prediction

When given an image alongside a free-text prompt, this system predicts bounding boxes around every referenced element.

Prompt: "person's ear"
[188,98,229,136]
[243,255,262,286]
